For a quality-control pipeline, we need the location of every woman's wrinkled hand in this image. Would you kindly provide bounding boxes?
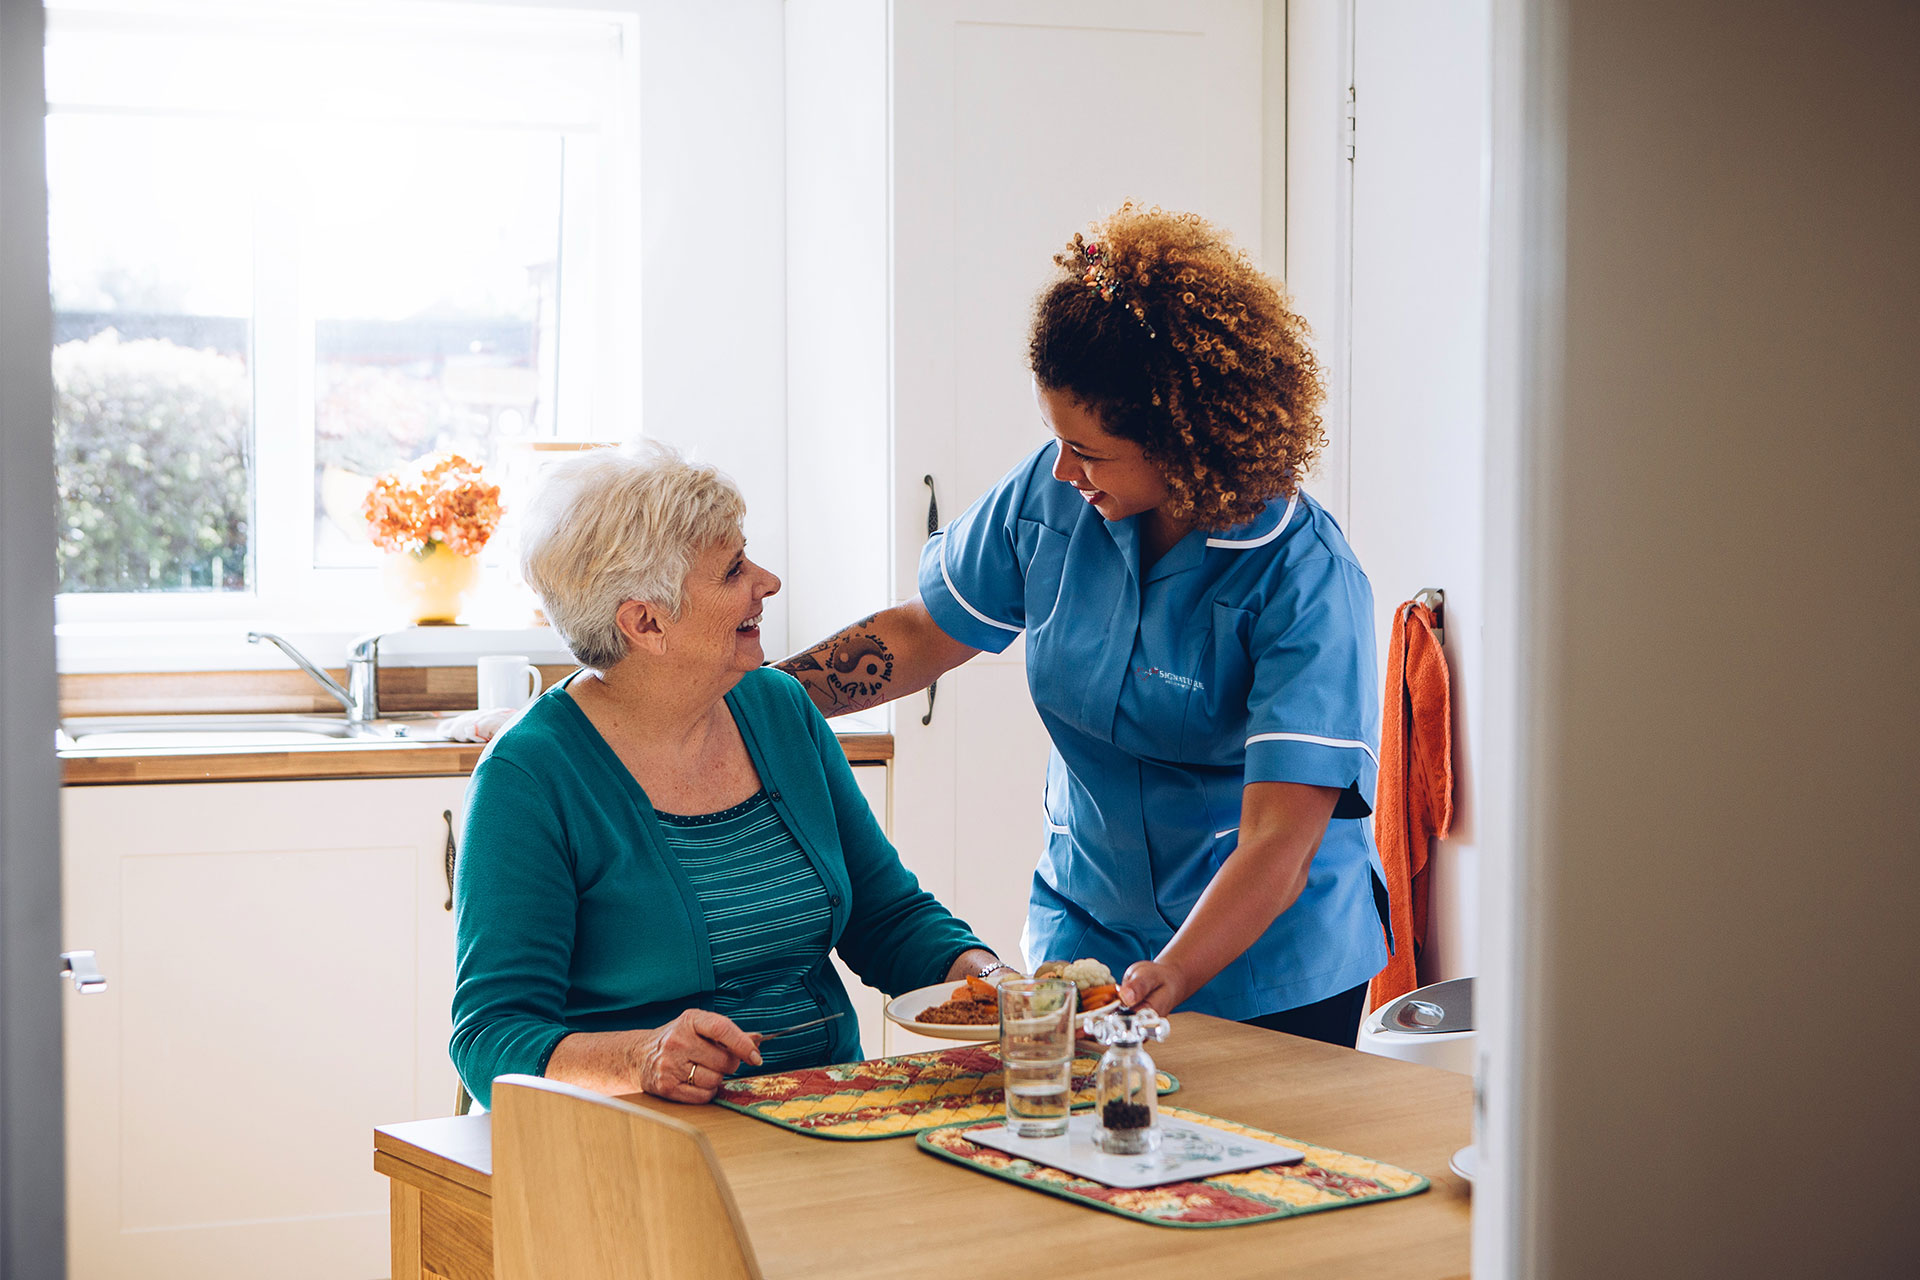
[637,1009,764,1103]
[1117,960,1193,1017]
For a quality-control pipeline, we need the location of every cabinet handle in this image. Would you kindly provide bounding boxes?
[442,809,457,912]
[60,949,107,994]
[923,475,939,726]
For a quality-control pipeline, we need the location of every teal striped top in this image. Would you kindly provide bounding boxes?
[655,789,834,1073]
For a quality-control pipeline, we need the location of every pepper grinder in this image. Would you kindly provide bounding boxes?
[1088,1007,1170,1155]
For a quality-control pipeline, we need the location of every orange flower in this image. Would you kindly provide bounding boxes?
[362,453,503,556]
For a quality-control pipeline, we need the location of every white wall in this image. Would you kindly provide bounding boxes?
[783,0,890,671]
[1344,0,1490,985]
[618,0,790,652]
[1289,0,1492,987]
[1284,0,1350,527]
[1485,0,1920,1273]
[1259,2,1288,283]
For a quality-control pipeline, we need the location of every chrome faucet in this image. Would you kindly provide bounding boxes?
[247,631,383,724]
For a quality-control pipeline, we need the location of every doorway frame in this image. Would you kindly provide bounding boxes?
[1475,0,1565,1275]
[1,0,67,1276]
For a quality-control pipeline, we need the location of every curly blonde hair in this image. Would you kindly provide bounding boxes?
[1028,203,1326,532]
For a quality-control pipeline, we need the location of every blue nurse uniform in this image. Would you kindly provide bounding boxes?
[918,444,1392,1021]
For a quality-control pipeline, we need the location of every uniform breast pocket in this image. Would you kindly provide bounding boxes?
[1018,521,1069,627]
[1179,602,1256,760]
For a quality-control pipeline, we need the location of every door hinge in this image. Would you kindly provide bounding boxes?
[1344,85,1357,161]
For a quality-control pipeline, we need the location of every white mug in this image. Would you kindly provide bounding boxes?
[476,655,542,711]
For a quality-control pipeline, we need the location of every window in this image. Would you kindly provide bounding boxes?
[46,0,639,636]
[49,110,256,595]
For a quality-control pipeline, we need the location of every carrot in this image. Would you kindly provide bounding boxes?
[965,974,999,1002]
[1081,983,1119,1009]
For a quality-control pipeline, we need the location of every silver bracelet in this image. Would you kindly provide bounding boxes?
[978,961,1014,979]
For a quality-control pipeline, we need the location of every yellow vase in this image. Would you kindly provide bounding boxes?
[385,543,481,625]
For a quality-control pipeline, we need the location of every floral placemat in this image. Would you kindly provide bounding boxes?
[713,1043,1177,1140]
[916,1105,1430,1227]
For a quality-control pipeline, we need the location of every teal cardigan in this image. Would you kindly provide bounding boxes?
[450,667,984,1108]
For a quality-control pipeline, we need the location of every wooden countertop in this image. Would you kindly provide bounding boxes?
[376,1012,1473,1280]
[61,732,894,785]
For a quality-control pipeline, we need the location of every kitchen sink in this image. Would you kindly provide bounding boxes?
[58,714,438,751]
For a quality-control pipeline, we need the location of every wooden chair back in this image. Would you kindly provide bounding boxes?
[490,1074,763,1280]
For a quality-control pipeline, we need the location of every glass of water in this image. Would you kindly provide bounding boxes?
[998,977,1077,1138]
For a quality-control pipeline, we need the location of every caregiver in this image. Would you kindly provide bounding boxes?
[778,203,1390,1046]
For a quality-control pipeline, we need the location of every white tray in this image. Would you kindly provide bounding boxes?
[958,1111,1303,1189]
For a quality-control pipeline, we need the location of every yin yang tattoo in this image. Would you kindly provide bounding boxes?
[778,615,896,708]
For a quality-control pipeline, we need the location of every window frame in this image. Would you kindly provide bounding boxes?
[46,0,643,669]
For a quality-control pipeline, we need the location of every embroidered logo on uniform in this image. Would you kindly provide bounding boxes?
[1135,665,1205,693]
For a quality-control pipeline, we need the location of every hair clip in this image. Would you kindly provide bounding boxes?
[1069,235,1152,334]
[1081,241,1118,301]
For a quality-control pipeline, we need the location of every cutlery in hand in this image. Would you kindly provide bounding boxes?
[754,1011,845,1042]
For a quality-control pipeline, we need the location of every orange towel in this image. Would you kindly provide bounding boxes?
[1367,600,1454,1011]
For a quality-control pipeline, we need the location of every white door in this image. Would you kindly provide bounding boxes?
[889,0,1270,968]
[62,777,467,1280]
[1344,0,1491,984]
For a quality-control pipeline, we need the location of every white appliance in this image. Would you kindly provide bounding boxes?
[1359,976,1478,1183]
[1358,976,1476,1076]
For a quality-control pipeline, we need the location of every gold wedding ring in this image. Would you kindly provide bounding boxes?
[685,1062,699,1086]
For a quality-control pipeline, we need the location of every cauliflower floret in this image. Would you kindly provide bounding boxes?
[1061,958,1114,991]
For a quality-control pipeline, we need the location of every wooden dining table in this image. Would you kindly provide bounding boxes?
[375,1012,1471,1279]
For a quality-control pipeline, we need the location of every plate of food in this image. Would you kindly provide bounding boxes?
[884,960,1123,1041]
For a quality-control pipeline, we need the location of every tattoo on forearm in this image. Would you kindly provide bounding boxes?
[824,633,894,703]
[778,617,895,708]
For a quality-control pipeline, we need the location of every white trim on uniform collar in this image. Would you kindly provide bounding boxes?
[1245,729,1380,765]
[1205,492,1300,550]
[940,538,1022,632]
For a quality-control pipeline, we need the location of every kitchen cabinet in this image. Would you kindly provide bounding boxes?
[62,777,467,1280]
[61,761,895,1280]
[794,0,1270,1042]
[813,1,1269,974]
[788,1,1271,992]
[835,762,894,1057]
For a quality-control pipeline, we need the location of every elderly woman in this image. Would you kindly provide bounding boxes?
[451,443,1002,1110]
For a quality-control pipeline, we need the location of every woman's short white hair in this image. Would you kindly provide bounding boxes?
[519,441,747,668]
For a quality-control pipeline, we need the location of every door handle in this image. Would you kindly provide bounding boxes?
[443,809,457,911]
[60,950,107,994]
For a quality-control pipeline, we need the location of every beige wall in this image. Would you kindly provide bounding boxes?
[1516,0,1919,1273]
